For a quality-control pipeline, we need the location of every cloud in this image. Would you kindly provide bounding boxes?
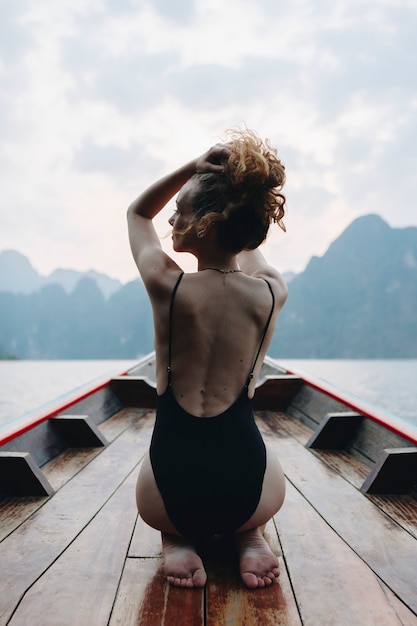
[145,0,196,23]
[1,0,417,280]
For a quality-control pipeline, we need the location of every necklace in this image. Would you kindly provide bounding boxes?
[200,267,242,274]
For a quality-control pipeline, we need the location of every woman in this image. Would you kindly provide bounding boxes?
[127,129,287,590]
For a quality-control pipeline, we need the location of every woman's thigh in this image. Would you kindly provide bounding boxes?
[136,451,180,535]
[236,445,286,533]
[137,445,285,537]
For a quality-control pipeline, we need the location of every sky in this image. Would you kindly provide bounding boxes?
[1,0,417,283]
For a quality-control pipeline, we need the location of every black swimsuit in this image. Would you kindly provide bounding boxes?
[149,272,275,539]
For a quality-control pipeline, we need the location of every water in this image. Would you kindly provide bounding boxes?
[0,358,416,430]
[279,359,417,429]
[0,360,137,429]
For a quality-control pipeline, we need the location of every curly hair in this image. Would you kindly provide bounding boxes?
[190,129,286,253]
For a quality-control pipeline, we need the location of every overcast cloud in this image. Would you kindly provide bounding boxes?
[1,0,416,281]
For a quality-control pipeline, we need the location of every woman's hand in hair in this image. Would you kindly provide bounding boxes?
[196,143,231,174]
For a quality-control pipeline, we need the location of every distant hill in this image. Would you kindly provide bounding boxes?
[0,277,153,359]
[271,214,417,357]
[282,271,297,284]
[1,215,417,358]
[0,250,122,298]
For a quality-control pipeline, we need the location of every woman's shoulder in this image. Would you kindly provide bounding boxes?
[248,268,288,309]
[136,248,183,298]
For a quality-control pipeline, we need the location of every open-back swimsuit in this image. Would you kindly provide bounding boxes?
[149,272,275,540]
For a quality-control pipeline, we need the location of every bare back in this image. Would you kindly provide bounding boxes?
[151,270,278,418]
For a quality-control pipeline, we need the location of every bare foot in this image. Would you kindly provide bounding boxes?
[235,527,280,589]
[162,533,207,588]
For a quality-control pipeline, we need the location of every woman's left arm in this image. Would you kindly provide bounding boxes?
[127,160,197,282]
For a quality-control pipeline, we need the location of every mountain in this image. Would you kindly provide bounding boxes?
[0,250,43,294]
[282,271,297,284]
[271,214,417,357]
[0,277,153,359]
[1,214,417,358]
[0,250,122,298]
[48,268,122,299]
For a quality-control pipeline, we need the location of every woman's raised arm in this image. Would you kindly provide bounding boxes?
[127,144,230,282]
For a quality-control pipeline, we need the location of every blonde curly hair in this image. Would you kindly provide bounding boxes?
[190,129,286,253]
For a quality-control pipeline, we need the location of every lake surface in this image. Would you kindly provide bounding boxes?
[280,359,417,428]
[0,358,416,430]
[0,360,137,429]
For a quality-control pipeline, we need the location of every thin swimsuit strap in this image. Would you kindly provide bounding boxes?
[166,272,275,386]
[246,279,275,387]
[167,272,184,385]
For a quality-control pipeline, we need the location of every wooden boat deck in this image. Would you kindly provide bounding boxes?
[1,400,417,626]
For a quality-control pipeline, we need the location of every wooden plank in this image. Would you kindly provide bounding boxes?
[275,481,406,626]
[367,494,417,540]
[281,412,417,538]
[0,452,54,497]
[0,388,126,469]
[99,408,148,442]
[286,384,348,429]
[0,419,68,469]
[361,448,417,494]
[43,410,149,494]
[113,508,204,625]
[380,582,417,626]
[0,496,47,542]
[286,385,416,466]
[347,418,415,467]
[110,377,157,408]
[8,469,138,626]
[0,412,155,625]
[265,410,313,446]
[60,385,125,426]
[0,410,141,539]
[50,415,108,447]
[110,558,205,626]
[311,449,369,489]
[253,376,303,411]
[42,447,103,492]
[129,511,163,558]
[128,495,300,624]
[284,367,417,446]
[306,411,363,449]
[129,514,301,624]
[206,556,299,626]
[205,520,301,626]
[258,412,417,615]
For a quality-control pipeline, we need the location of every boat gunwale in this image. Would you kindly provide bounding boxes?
[0,366,130,446]
[281,361,417,445]
[1,353,416,447]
